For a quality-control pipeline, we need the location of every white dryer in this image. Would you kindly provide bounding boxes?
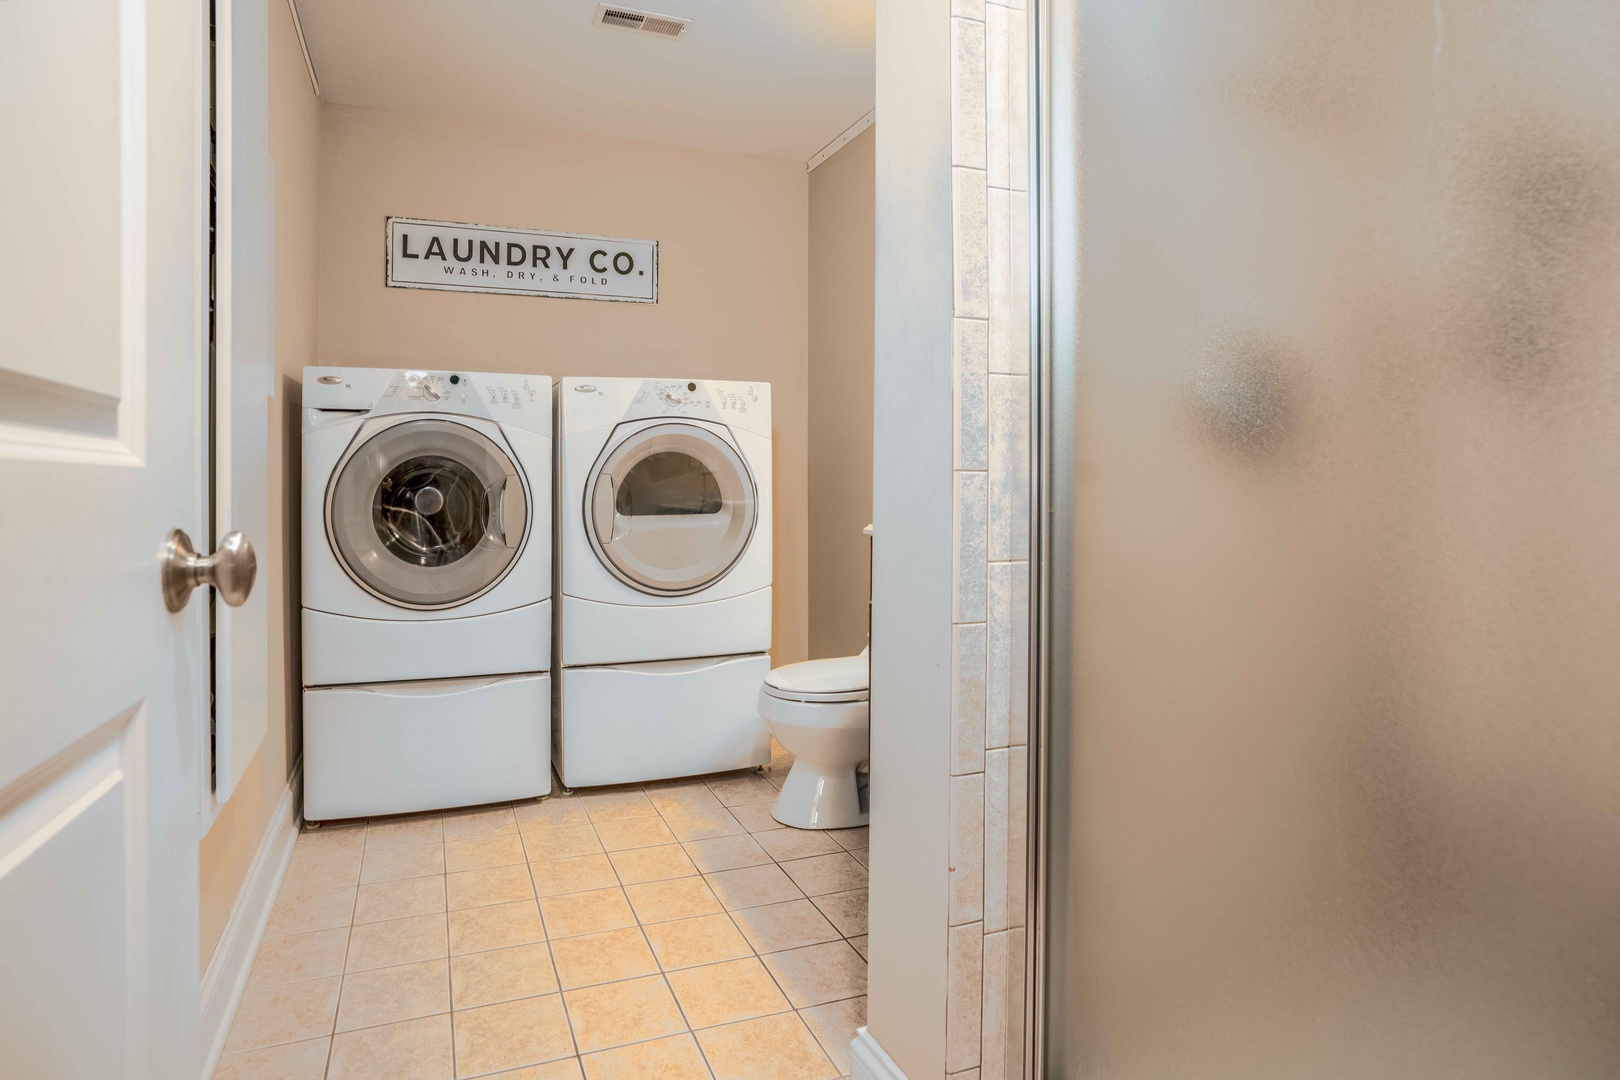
[556,376,773,787]
[302,367,552,821]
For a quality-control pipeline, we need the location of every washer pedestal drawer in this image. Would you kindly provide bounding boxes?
[302,600,550,687]
[304,672,550,821]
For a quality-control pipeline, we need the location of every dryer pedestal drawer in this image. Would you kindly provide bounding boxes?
[559,588,770,668]
[557,653,771,788]
[304,672,550,821]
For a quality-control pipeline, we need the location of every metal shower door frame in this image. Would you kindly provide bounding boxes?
[1026,0,1057,1072]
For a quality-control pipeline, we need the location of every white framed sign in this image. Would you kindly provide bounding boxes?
[385,216,658,303]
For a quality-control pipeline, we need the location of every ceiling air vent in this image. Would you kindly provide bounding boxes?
[593,3,691,39]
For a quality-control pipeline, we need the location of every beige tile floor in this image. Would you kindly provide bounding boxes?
[214,741,869,1080]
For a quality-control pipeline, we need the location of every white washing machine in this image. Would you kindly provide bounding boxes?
[301,367,552,820]
[555,376,773,787]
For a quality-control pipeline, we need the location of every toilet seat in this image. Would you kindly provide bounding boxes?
[763,655,868,703]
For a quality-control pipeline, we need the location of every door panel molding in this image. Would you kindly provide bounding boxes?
[0,0,149,467]
[0,706,147,1078]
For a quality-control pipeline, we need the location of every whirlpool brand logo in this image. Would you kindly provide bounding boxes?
[385,217,658,304]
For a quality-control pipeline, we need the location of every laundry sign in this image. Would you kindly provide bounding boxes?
[385,217,658,303]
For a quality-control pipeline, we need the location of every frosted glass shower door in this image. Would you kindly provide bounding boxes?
[1040,2,1620,1076]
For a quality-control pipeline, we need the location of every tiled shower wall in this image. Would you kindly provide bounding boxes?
[947,0,1031,1077]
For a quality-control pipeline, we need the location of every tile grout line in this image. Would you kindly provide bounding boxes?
[593,799,698,1071]
[319,831,361,1080]
[687,775,853,1075]
[646,781,774,1055]
[679,777,816,1080]
[660,775,822,1071]
[444,896,458,1078]
[328,827,362,1070]
[512,798,560,1052]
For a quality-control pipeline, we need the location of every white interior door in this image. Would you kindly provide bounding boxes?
[0,0,211,1076]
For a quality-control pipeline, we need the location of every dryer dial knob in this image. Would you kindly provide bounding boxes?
[422,379,444,402]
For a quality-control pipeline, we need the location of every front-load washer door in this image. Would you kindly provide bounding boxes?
[586,421,757,596]
[327,415,529,609]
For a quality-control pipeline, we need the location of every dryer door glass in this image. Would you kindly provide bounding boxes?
[587,422,756,595]
[328,417,529,609]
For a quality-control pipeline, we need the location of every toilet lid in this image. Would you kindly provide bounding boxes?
[763,655,869,703]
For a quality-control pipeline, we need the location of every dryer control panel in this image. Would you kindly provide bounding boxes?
[632,379,717,416]
[556,376,770,440]
[623,380,764,424]
[711,385,761,416]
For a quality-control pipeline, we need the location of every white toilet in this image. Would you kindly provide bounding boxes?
[757,651,869,829]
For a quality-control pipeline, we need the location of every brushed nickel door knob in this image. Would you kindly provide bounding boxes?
[162,528,257,612]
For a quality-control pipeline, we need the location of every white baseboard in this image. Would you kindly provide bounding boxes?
[199,760,303,1080]
[850,1026,910,1080]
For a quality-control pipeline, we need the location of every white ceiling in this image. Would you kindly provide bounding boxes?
[295,0,875,161]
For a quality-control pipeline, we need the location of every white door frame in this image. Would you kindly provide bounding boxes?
[207,0,273,819]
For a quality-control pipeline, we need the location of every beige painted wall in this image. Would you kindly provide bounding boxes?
[808,126,876,659]
[199,0,322,967]
[314,104,810,667]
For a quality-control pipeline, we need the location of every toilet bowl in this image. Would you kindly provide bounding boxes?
[757,653,869,829]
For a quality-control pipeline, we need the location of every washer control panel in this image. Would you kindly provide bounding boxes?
[303,367,553,436]
[375,370,540,413]
[478,375,542,413]
[379,372,456,404]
